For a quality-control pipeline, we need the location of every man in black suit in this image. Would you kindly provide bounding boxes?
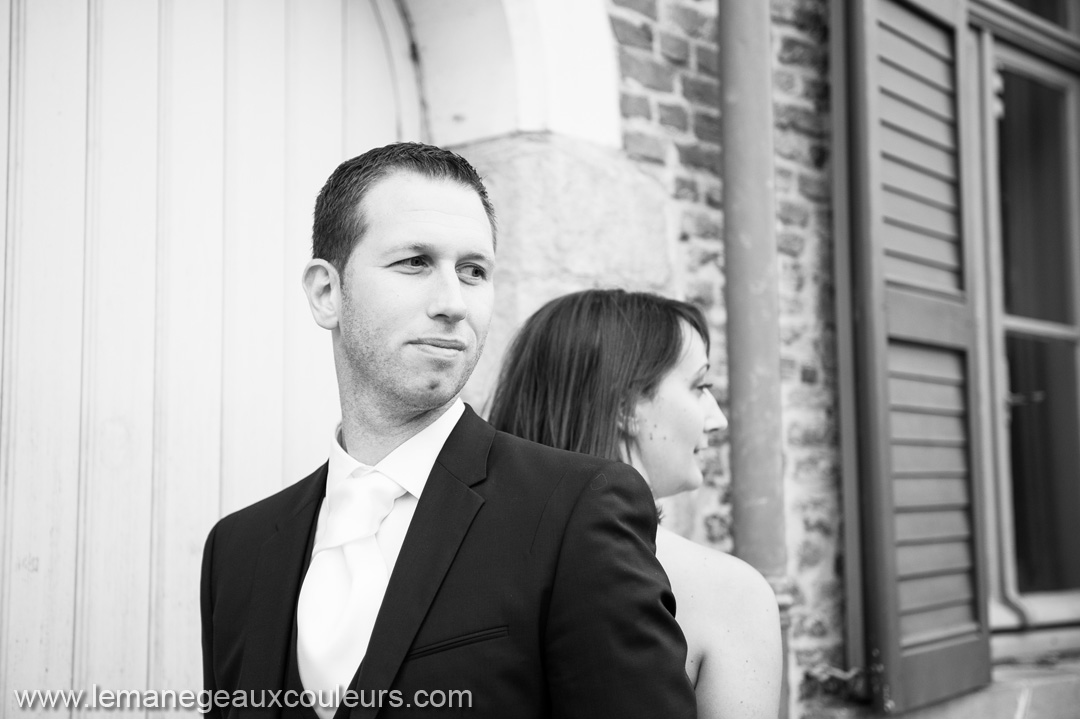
[200,143,696,718]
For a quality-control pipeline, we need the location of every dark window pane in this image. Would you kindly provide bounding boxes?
[998,72,1071,323]
[1006,334,1080,592]
[1005,0,1068,26]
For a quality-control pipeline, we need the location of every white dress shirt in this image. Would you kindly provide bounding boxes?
[314,398,465,576]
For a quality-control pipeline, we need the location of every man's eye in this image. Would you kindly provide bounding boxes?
[697,383,714,393]
[401,256,428,268]
[460,265,488,280]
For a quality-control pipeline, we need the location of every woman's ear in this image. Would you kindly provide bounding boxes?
[302,259,340,330]
[616,401,640,437]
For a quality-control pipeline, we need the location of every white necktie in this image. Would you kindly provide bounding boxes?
[297,468,407,719]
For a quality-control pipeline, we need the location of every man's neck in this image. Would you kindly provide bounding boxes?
[338,398,457,466]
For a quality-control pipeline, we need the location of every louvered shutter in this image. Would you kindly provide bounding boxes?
[846,0,992,712]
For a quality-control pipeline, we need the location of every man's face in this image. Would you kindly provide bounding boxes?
[335,171,495,415]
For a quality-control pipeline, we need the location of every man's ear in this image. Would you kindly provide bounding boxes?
[302,259,340,330]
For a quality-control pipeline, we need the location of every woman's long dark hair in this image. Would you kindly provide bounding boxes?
[488,289,710,462]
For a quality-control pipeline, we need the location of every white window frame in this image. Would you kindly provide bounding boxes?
[971,10,1080,657]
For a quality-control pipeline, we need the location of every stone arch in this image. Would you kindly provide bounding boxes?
[401,0,622,148]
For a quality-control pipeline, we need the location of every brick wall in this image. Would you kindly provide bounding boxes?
[606,0,732,551]
[770,0,856,716]
[608,0,857,717]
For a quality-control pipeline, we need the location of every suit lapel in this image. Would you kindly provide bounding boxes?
[352,407,494,719]
[238,464,326,713]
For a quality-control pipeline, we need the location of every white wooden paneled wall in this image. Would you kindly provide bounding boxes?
[0,0,421,713]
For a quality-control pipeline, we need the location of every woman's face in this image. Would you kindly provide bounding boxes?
[626,322,726,499]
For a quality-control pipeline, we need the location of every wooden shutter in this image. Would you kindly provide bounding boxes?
[846,0,992,712]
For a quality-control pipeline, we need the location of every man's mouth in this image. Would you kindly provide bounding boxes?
[412,338,467,351]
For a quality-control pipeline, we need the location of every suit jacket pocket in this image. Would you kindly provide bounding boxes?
[404,625,509,662]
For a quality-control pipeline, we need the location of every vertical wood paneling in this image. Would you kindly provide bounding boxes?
[72,0,159,703]
[0,0,14,706]
[1,0,423,704]
[0,0,13,700]
[282,0,345,483]
[149,0,226,700]
[1,0,88,708]
[344,0,403,154]
[0,0,9,365]
[221,0,288,511]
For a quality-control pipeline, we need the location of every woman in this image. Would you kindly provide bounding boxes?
[489,289,782,719]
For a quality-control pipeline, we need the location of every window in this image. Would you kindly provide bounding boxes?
[835,0,1080,712]
[983,42,1080,632]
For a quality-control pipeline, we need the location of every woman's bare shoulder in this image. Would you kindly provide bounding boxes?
[656,527,778,615]
[656,527,783,719]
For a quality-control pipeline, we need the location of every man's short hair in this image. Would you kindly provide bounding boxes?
[312,142,497,273]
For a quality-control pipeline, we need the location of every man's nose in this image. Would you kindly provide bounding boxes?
[428,267,468,323]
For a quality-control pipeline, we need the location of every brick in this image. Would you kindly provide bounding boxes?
[778,36,827,73]
[687,239,721,266]
[775,103,826,137]
[801,77,829,104]
[682,75,720,108]
[612,0,658,21]
[620,92,651,120]
[776,166,796,193]
[704,512,732,545]
[659,32,690,64]
[681,208,722,239]
[695,44,719,78]
[674,176,699,201]
[798,173,829,201]
[779,199,810,227]
[659,103,689,131]
[619,47,676,92]
[704,181,721,209]
[778,231,806,257]
[790,420,834,448]
[780,256,806,291]
[796,539,827,571]
[780,294,805,314]
[692,111,720,143]
[780,356,799,379]
[774,69,799,95]
[792,614,829,639]
[686,276,718,306]
[623,130,667,163]
[676,142,721,173]
[668,4,717,41]
[772,0,828,43]
[611,16,654,51]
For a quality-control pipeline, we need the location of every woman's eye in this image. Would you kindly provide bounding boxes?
[697,383,713,393]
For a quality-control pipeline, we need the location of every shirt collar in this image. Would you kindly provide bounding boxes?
[327,398,465,499]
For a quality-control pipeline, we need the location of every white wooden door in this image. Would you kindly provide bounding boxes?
[0,0,422,712]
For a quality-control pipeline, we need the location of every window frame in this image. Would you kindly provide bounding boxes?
[978,35,1080,638]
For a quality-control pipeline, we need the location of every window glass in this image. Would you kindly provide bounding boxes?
[1006,334,1080,592]
[998,71,1071,323]
[1005,0,1068,27]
